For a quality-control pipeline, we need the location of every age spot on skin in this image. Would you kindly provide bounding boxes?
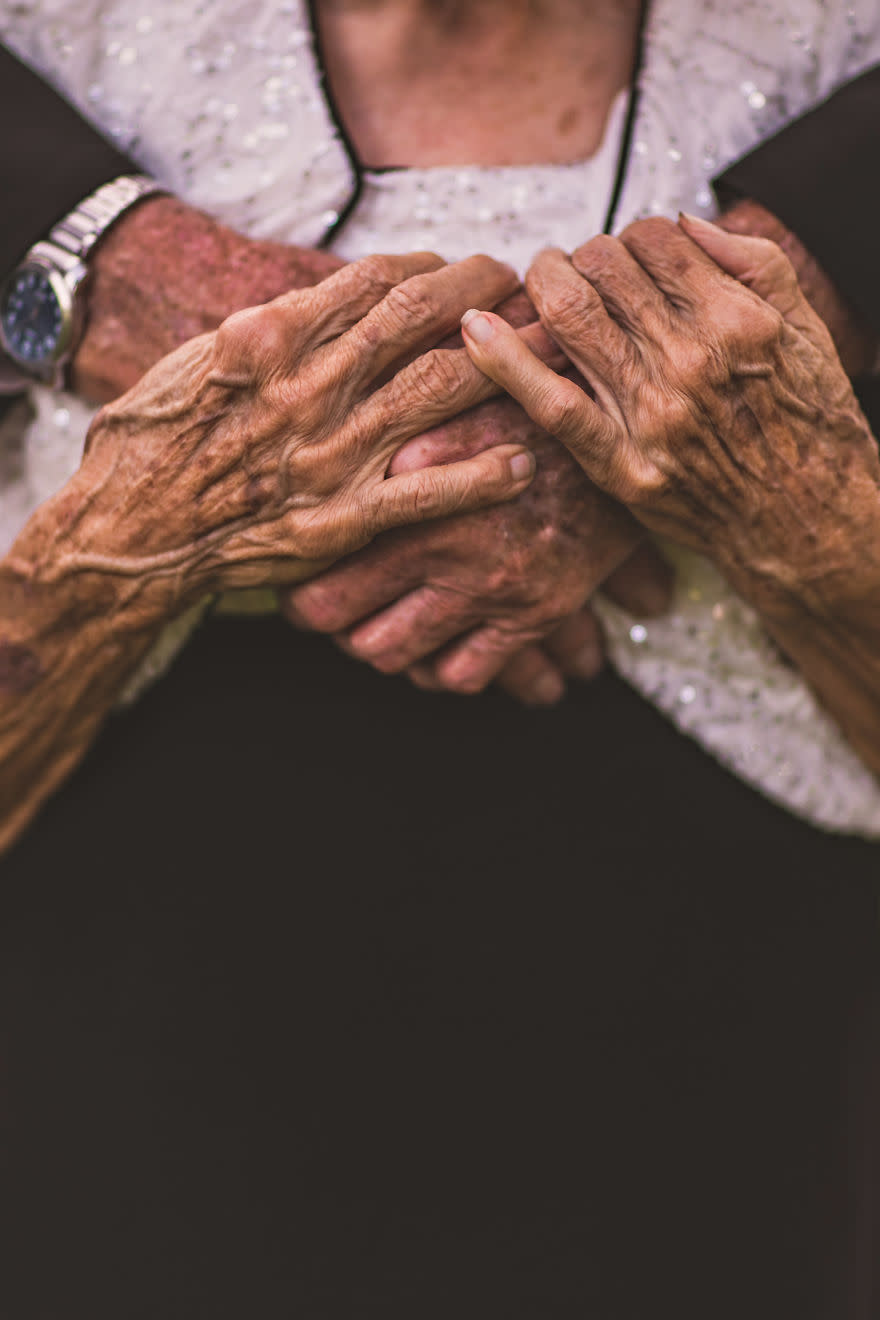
[0,641,42,693]
[556,106,579,136]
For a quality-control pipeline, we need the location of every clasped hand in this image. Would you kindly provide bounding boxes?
[282,293,673,706]
[461,216,880,623]
[70,253,538,605]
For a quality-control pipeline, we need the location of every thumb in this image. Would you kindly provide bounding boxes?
[678,211,807,322]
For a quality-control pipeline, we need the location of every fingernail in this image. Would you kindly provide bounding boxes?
[532,672,565,704]
[509,450,535,482]
[571,643,602,678]
[679,211,718,229]
[461,309,494,343]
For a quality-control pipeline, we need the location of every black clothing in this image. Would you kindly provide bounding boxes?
[0,44,134,271]
[715,64,880,338]
[2,617,879,1320]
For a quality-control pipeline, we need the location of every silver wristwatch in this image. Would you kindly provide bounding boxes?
[0,174,165,388]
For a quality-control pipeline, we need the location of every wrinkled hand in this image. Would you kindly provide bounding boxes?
[282,393,672,703]
[67,254,537,605]
[461,216,880,618]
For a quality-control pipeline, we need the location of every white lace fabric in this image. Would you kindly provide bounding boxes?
[2,0,880,836]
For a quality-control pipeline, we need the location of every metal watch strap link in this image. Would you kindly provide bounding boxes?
[29,174,166,275]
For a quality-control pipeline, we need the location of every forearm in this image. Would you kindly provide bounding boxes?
[727,529,880,779]
[71,194,546,402]
[71,195,345,400]
[758,608,880,778]
[0,477,175,852]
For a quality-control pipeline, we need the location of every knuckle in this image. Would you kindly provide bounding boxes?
[214,306,260,369]
[445,672,489,695]
[410,474,447,518]
[540,382,584,437]
[348,254,398,305]
[381,473,447,526]
[497,546,540,599]
[458,252,514,287]
[289,504,359,562]
[406,349,468,407]
[353,252,397,286]
[670,339,715,388]
[542,284,593,335]
[752,235,796,284]
[346,632,385,665]
[649,387,693,437]
[606,450,664,507]
[464,252,505,274]
[287,584,345,632]
[380,276,437,331]
[620,215,677,251]
[287,519,325,563]
[489,555,520,592]
[571,233,621,278]
[371,648,411,675]
[215,304,289,378]
[723,297,785,353]
[753,301,786,346]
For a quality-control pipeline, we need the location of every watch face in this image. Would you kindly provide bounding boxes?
[0,265,65,366]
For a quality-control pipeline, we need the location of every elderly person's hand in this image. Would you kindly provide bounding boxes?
[0,252,539,850]
[77,253,535,596]
[461,217,880,774]
[282,395,672,703]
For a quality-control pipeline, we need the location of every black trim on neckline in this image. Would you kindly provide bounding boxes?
[602,0,650,236]
[307,0,650,248]
[305,0,363,248]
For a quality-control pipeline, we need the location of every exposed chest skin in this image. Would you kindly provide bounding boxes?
[314,0,642,167]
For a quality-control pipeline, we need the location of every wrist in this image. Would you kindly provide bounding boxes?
[7,471,185,633]
[71,195,345,401]
[723,510,880,639]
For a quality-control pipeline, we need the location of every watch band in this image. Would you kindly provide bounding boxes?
[36,173,166,271]
[0,173,166,388]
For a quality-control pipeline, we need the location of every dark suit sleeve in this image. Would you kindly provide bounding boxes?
[0,42,137,274]
[714,65,880,336]
[0,42,141,406]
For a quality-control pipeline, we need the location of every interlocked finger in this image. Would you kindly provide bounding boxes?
[344,585,477,673]
[541,607,605,679]
[494,645,567,705]
[210,256,440,387]
[280,541,423,633]
[364,443,536,538]
[345,346,500,466]
[461,309,632,498]
[298,251,447,349]
[525,247,633,390]
[430,622,545,695]
[326,254,520,404]
[598,541,674,616]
